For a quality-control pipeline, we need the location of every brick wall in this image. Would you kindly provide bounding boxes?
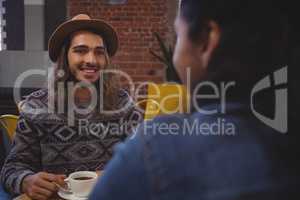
[68,0,178,85]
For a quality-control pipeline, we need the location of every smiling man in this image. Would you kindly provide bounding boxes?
[0,14,142,200]
[68,30,107,83]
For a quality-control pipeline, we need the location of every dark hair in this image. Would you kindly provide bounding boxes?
[179,0,290,85]
[180,0,299,129]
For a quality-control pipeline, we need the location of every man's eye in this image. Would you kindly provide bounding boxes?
[95,49,105,56]
[74,49,87,54]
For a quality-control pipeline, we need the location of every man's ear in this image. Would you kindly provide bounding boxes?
[200,21,221,68]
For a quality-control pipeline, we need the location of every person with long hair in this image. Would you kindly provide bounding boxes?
[1,14,142,200]
[89,0,299,199]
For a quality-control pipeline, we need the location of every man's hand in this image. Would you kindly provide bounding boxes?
[96,170,103,176]
[22,172,66,200]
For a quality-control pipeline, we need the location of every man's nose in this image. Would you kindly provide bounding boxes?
[84,51,97,65]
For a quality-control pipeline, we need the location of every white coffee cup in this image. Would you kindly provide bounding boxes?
[65,171,98,198]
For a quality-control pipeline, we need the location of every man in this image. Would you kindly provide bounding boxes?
[89,0,300,199]
[1,14,141,199]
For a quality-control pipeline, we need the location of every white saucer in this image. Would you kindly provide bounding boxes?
[57,190,88,200]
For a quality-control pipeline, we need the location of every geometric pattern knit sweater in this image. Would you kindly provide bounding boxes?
[0,88,143,196]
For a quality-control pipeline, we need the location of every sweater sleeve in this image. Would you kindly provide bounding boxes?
[117,89,144,138]
[0,115,42,196]
[122,105,144,138]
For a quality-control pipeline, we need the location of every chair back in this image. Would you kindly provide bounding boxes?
[0,114,19,140]
[141,83,190,120]
[136,98,160,120]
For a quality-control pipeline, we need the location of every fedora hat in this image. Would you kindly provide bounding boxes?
[48,14,119,62]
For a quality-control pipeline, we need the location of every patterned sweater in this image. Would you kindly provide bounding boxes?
[0,89,142,196]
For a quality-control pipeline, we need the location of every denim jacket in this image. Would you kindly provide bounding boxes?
[89,102,300,200]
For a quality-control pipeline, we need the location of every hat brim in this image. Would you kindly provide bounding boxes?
[48,19,118,62]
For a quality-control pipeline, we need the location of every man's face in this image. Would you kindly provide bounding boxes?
[68,30,107,83]
[173,17,207,88]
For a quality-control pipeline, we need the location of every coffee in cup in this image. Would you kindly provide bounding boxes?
[65,171,98,198]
